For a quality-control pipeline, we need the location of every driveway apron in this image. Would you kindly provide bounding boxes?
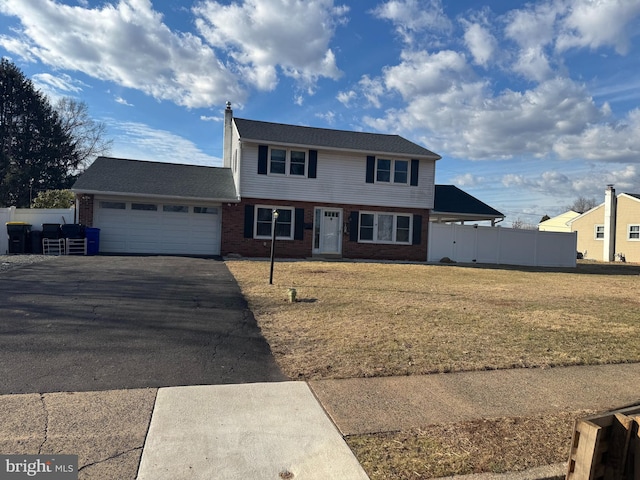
[0,256,286,394]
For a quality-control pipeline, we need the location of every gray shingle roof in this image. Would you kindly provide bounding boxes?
[234,118,441,159]
[72,157,237,201]
[434,185,504,218]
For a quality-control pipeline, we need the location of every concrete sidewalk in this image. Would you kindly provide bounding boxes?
[308,362,640,436]
[1,363,639,479]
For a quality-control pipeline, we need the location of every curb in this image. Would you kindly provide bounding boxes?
[434,463,565,480]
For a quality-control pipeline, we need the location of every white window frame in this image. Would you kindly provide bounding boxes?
[375,158,409,185]
[268,147,308,177]
[254,205,295,240]
[628,224,640,241]
[595,224,604,240]
[358,211,413,244]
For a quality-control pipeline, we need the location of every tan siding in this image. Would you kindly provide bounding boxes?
[614,196,640,262]
[570,196,640,263]
[571,205,604,260]
[238,143,435,209]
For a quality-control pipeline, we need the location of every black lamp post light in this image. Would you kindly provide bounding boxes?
[269,209,279,285]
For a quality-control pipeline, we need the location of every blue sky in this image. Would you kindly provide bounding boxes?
[1,0,640,226]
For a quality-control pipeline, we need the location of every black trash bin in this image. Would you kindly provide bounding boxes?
[61,224,85,239]
[30,230,43,254]
[42,223,62,239]
[6,222,32,254]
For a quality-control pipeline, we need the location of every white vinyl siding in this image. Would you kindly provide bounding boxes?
[239,144,436,209]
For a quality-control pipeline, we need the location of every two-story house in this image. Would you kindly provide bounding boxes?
[73,103,443,261]
[220,103,440,261]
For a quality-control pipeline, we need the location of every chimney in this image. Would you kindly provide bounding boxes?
[223,101,233,167]
[603,184,616,262]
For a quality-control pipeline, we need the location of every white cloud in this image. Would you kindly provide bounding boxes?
[556,0,640,54]
[553,108,640,163]
[336,89,356,106]
[315,110,336,124]
[31,73,85,102]
[109,120,222,166]
[452,173,485,187]
[504,2,558,49]
[200,115,222,122]
[371,0,453,44]
[193,0,347,91]
[115,96,133,107]
[462,22,497,67]
[383,50,471,98]
[0,0,245,108]
[359,75,385,108]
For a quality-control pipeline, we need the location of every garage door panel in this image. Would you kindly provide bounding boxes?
[94,200,221,255]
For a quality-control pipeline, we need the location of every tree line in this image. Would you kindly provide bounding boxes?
[0,59,111,208]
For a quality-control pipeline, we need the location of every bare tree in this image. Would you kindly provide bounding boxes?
[55,98,112,169]
[566,196,598,214]
[511,217,536,230]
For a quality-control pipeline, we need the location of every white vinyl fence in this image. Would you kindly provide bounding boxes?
[1,207,76,254]
[428,223,577,268]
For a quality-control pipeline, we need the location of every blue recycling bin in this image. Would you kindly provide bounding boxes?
[85,227,100,255]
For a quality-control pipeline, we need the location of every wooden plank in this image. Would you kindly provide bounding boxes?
[567,419,604,480]
[603,413,633,480]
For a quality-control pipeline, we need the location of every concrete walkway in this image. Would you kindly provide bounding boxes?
[2,363,639,479]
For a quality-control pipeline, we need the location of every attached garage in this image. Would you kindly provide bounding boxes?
[73,157,238,256]
[94,198,221,255]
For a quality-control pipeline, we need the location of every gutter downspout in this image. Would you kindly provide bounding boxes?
[603,184,616,262]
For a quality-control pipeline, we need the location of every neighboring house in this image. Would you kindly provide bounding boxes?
[431,185,504,226]
[73,103,501,261]
[538,210,580,232]
[568,185,640,262]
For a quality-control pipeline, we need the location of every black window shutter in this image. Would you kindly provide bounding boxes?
[244,205,255,238]
[410,159,419,186]
[294,208,304,240]
[412,214,422,245]
[258,145,268,175]
[349,211,359,242]
[366,156,375,183]
[308,150,318,178]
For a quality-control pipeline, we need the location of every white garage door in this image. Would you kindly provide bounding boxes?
[94,199,221,255]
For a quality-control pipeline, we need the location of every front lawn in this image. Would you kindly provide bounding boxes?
[226,259,640,478]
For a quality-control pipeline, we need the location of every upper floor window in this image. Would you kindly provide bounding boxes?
[629,225,640,240]
[595,225,604,239]
[376,158,409,184]
[269,148,307,177]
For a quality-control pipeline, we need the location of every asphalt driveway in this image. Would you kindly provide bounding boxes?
[0,256,286,394]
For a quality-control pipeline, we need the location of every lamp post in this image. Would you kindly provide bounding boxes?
[269,209,279,285]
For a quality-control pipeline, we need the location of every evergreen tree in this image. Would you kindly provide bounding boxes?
[0,59,79,207]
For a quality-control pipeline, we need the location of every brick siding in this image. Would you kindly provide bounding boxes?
[77,194,94,226]
[222,198,429,261]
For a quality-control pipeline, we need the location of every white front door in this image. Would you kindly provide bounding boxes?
[314,208,342,255]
